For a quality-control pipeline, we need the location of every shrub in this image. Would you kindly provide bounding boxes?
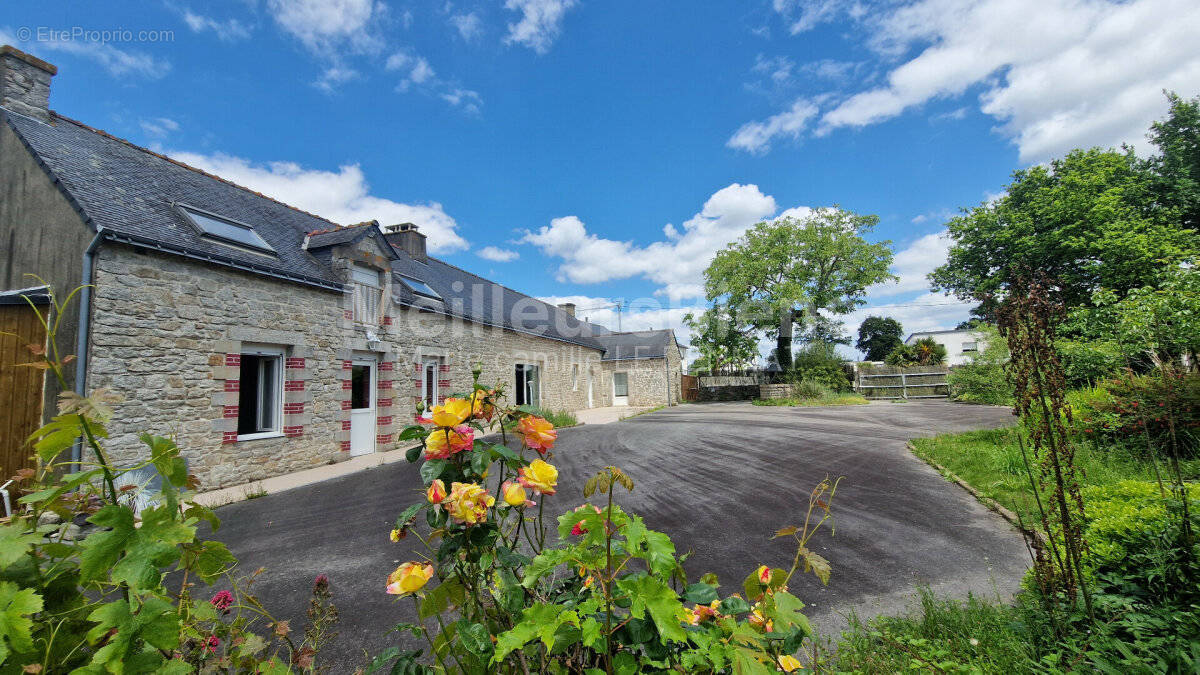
[1057,339,1124,389]
[884,337,947,367]
[371,375,841,673]
[1070,481,1200,671]
[1071,370,1200,458]
[524,405,579,428]
[947,325,1011,405]
[786,342,851,391]
[792,380,830,399]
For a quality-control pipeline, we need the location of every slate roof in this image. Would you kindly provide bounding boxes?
[593,330,678,361]
[3,110,343,289]
[4,106,677,359]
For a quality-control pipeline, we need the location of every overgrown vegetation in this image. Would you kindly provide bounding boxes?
[836,95,1200,675]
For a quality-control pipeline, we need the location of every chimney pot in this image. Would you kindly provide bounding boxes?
[382,222,427,262]
[557,302,576,317]
[1,46,56,122]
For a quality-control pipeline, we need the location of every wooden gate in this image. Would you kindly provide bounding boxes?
[680,374,699,402]
[0,301,48,478]
[857,367,950,399]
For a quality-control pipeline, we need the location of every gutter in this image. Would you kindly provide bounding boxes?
[71,230,104,464]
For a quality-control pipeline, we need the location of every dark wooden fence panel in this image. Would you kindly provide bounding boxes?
[680,374,699,402]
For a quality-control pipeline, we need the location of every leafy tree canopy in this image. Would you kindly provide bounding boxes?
[855,316,904,361]
[930,147,1199,317]
[705,208,895,370]
[1147,92,1200,233]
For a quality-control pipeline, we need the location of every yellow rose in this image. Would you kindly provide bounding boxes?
[389,528,405,542]
[501,480,527,507]
[386,561,434,596]
[445,482,495,525]
[431,398,472,427]
[517,459,558,495]
[778,655,802,672]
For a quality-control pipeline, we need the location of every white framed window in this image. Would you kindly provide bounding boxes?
[572,364,579,391]
[421,356,442,409]
[352,265,383,325]
[962,341,978,352]
[238,344,284,440]
[515,364,540,406]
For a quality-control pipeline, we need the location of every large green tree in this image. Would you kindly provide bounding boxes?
[704,209,895,370]
[855,316,903,361]
[930,147,1198,317]
[1147,92,1200,232]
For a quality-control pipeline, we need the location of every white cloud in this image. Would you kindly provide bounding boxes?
[752,55,796,84]
[521,183,780,301]
[727,98,819,154]
[867,230,952,298]
[812,0,1200,161]
[772,0,863,34]
[267,0,381,54]
[477,246,519,262]
[503,0,578,54]
[409,57,435,84]
[441,88,482,114]
[139,117,179,138]
[313,65,359,92]
[182,11,252,41]
[450,12,483,41]
[167,151,469,253]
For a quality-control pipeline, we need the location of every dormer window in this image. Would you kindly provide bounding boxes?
[352,265,383,325]
[177,204,274,253]
[398,275,441,300]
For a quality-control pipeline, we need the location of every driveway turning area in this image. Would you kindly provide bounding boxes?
[212,401,1027,668]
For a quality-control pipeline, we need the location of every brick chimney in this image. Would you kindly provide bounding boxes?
[1,46,56,122]
[557,302,576,317]
[383,223,426,262]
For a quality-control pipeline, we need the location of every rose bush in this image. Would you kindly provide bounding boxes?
[369,366,841,674]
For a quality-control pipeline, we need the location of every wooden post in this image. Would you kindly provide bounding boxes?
[901,372,908,400]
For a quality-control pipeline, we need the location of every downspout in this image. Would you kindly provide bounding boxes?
[71,230,104,464]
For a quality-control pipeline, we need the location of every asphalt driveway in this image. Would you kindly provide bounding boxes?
[210,401,1027,670]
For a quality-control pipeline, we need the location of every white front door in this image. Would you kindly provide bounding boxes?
[349,359,376,456]
[587,368,594,408]
[612,371,629,406]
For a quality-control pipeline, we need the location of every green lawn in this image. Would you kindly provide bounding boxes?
[910,427,1200,523]
[752,393,870,407]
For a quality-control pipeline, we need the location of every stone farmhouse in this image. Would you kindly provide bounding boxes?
[0,46,684,489]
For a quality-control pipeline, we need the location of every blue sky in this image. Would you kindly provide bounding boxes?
[5,0,1198,357]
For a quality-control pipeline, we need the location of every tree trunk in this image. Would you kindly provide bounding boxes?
[777,307,794,371]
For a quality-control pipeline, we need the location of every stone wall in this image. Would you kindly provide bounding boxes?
[382,305,611,417]
[87,244,373,489]
[85,240,623,489]
[601,338,683,408]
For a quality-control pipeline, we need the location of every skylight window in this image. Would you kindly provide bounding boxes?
[178,205,274,253]
[398,275,441,300]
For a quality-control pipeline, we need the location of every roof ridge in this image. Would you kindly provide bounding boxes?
[308,220,379,237]
[422,255,616,333]
[48,112,343,231]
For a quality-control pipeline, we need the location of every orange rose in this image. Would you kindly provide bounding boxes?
[517,416,557,454]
